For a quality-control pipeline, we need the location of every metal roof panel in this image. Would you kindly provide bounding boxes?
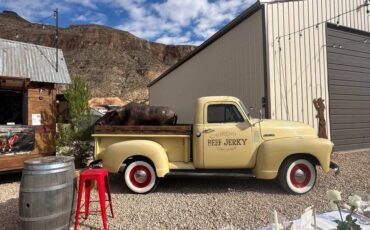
[0,38,71,84]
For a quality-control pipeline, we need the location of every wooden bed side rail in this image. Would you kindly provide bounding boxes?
[94,125,193,135]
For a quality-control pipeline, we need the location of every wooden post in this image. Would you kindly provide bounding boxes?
[54,8,59,72]
[313,98,328,139]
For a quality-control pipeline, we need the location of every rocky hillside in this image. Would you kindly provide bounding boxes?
[0,11,195,102]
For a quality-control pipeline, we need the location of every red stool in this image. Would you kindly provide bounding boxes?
[74,168,114,230]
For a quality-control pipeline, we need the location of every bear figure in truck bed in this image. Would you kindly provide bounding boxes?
[95,102,178,126]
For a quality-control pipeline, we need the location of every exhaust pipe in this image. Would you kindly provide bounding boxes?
[330,161,340,175]
[88,159,103,168]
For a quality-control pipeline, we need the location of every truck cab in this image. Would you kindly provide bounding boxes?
[192,96,258,169]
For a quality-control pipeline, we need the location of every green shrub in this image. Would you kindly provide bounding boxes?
[56,76,93,168]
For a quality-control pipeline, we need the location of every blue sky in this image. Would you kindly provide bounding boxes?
[0,0,255,45]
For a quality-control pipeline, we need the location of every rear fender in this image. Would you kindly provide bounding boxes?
[98,140,169,177]
[254,137,334,179]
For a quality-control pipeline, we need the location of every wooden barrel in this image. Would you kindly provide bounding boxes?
[19,156,76,230]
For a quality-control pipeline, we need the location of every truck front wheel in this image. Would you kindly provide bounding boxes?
[278,158,316,194]
[124,160,158,194]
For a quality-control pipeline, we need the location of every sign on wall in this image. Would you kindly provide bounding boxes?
[0,126,35,155]
[32,114,42,126]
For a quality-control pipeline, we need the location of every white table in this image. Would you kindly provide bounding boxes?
[259,211,370,230]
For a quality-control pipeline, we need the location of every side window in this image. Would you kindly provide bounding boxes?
[207,104,244,123]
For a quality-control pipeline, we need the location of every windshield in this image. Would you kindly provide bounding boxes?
[238,100,250,119]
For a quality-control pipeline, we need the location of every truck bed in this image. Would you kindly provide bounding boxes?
[94,125,193,135]
[93,125,193,164]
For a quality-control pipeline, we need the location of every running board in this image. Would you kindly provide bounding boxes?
[168,169,256,178]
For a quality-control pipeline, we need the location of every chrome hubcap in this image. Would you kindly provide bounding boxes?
[134,170,148,183]
[294,169,306,183]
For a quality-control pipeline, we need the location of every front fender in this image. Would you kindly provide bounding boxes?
[98,140,169,177]
[254,137,334,179]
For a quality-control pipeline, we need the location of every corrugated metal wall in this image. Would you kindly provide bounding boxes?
[150,9,265,123]
[265,0,370,137]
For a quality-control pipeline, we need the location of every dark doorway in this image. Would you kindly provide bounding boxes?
[0,90,23,124]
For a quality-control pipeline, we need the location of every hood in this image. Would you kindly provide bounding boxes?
[252,119,317,140]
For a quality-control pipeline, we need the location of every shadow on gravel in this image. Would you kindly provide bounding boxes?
[108,173,285,195]
[0,171,22,184]
[0,198,20,229]
[75,220,104,230]
[156,176,285,195]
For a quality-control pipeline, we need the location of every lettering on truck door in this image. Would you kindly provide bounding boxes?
[203,103,253,168]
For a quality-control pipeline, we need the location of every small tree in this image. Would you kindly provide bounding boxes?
[57,76,93,167]
[66,76,92,139]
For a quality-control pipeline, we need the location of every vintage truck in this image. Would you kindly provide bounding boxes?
[93,96,339,194]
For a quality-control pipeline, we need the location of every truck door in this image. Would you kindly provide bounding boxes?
[202,103,253,169]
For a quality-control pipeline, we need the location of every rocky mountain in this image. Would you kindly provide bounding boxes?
[0,11,195,102]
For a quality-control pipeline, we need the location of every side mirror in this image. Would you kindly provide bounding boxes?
[248,107,254,120]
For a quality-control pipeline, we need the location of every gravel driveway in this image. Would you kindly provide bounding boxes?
[0,151,369,230]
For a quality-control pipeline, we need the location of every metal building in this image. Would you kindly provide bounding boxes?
[149,0,370,151]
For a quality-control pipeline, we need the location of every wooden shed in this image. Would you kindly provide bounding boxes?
[0,38,71,172]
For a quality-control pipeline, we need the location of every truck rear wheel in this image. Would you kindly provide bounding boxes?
[124,160,158,194]
[278,158,316,194]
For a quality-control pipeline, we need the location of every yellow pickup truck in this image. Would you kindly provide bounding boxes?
[93,96,339,194]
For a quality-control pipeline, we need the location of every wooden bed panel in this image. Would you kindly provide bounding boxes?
[94,125,193,135]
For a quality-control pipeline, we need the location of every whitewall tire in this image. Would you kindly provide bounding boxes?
[278,158,317,194]
[124,160,158,194]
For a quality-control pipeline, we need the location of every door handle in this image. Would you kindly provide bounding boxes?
[203,129,214,133]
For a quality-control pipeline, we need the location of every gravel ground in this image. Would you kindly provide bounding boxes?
[0,151,369,230]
